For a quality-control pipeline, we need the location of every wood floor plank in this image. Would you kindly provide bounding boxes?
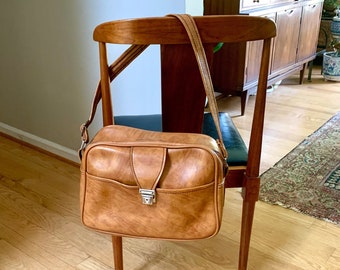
[54,221,114,268]
[325,248,340,269]
[76,256,114,270]
[0,239,48,270]
[0,223,74,269]
[121,237,238,270]
[0,137,80,224]
[0,183,89,267]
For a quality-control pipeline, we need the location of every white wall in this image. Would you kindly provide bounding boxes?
[185,0,203,15]
[0,0,185,161]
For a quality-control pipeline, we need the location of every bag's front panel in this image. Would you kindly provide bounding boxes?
[81,173,219,240]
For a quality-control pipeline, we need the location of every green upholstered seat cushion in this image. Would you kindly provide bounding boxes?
[202,113,248,166]
[114,112,248,166]
[115,114,163,132]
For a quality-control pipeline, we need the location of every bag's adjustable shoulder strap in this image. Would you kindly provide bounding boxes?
[168,14,227,159]
[79,44,148,158]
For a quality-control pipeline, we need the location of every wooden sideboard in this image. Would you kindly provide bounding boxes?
[204,0,324,114]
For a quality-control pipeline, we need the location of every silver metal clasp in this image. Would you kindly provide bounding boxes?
[139,189,156,205]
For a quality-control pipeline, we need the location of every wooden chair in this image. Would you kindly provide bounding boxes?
[89,15,276,269]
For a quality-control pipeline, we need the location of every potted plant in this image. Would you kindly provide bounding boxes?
[323,7,340,81]
[324,0,339,16]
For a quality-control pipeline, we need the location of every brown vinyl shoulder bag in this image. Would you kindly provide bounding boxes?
[79,14,228,240]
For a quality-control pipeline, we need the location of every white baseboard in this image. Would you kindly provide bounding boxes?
[0,122,79,163]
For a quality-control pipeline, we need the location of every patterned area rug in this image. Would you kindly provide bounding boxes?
[260,112,340,225]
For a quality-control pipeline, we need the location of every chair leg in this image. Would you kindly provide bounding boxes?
[238,198,257,270]
[238,177,260,270]
[112,236,123,270]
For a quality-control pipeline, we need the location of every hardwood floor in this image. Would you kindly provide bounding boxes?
[0,69,340,269]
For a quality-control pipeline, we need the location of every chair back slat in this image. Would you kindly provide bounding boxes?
[94,15,276,44]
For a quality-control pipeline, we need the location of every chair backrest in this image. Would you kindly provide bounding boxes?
[94,15,276,176]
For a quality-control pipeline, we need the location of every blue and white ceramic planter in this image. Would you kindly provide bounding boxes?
[323,52,340,81]
[323,11,340,82]
[331,15,340,37]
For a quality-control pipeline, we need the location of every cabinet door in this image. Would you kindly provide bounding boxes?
[271,7,302,74]
[245,40,264,84]
[296,2,323,61]
[245,13,275,84]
